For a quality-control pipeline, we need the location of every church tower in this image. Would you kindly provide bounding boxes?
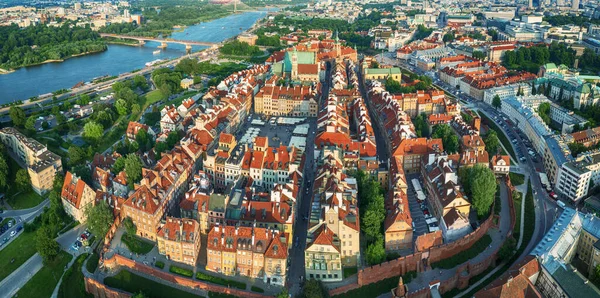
[335,31,341,57]
[291,47,298,80]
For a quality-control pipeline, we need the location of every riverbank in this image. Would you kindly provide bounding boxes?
[102,37,143,47]
[0,48,108,73]
[0,68,15,75]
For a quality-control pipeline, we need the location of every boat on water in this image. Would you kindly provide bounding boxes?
[152,50,161,55]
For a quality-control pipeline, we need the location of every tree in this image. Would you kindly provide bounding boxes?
[124,154,143,184]
[113,156,126,173]
[132,292,149,298]
[472,50,486,60]
[517,86,523,96]
[166,131,181,148]
[365,236,386,265]
[115,99,130,116]
[531,84,537,95]
[131,103,141,116]
[9,106,26,127]
[135,129,151,152]
[276,289,290,298]
[431,124,459,153]
[123,216,137,235]
[15,169,31,192]
[0,155,9,191]
[384,76,402,93]
[300,279,328,298]
[71,164,92,185]
[25,116,37,131]
[484,130,500,155]
[85,200,114,238]
[83,121,104,144]
[443,32,455,43]
[36,225,61,263]
[68,146,87,166]
[492,95,502,109]
[538,102,551,125]
[469,165,497,217]
[362,207,385,241]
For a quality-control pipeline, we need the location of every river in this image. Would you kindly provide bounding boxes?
[0,11,268,104]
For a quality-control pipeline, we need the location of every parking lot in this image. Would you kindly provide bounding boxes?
[406,174,430,240]
[0,217,22,248]
[236,114,314,149]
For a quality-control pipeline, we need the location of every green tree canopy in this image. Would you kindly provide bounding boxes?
[0,155,9,191]
[36,225,61,263]
[492,95,502,109]
[300,279,329,298]
[83,121,104,144]
[432,124,459,153]
[123,216,137,236]
[9,106,26,127]
[15,168,31,192]
[68,146,87,167]
[365,236,386,265]
[484,130,500,156]
[124,153,143,184]
[466,165,497,217]
[85,200,114,239]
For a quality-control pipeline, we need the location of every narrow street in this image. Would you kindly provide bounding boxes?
[287,61,331,297]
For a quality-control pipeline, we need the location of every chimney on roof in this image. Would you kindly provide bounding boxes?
[221,233,224,246]
[215,223,219,233]
[179,219,183,240]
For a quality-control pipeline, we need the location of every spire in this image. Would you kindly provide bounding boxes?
[335,31,339,43]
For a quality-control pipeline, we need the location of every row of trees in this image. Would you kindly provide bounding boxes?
[219,40,262,57]
[0,23,107,69]
[384,75,432,94]
[501,42,576,73]
[100,4,231,37]
[355,170,387,266]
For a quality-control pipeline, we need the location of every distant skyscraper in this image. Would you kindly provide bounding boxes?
[572,0,579,10]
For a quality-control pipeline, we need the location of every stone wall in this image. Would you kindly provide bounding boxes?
[329,212,496,296]
[99,254,270,298]
[85,277,131,298]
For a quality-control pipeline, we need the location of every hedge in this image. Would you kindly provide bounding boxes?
[155,261,165,269]
[169,265,193,278]
[251,286,264,293]
[195,272,246,290]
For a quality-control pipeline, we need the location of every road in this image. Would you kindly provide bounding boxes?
[0,47,220,123]
[0,199,50,248]
[287,62,330,297]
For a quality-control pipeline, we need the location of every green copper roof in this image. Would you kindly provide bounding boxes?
[284,51,316,72]
[544,63,558,70]
[365,68,401,75]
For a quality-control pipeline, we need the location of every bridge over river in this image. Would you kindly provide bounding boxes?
[100,33,222,52]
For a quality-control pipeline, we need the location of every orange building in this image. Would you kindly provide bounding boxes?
[157,217,201,266]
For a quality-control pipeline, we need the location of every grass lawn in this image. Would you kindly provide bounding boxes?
[58,253,92,298]
[0,230,38,281]
[343,267,358,278]
[15,250,73,298]
[121,232,155,254]
[431,234,493,269]
[479,113,517,160]
[512,190,523,240]
[86,252,100,274]
[509,172,525,186]
[105,270,204,298]
[145,90,166,106]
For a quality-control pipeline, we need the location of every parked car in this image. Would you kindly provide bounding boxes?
[71,243,79,251]
[10,230,16,237]
[16,226,22,232]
